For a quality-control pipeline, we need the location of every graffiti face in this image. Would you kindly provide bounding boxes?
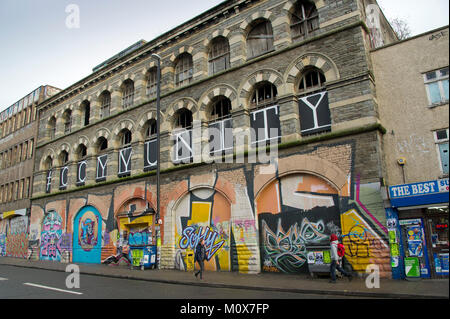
[40,211,62,261]
[78,212,98,251]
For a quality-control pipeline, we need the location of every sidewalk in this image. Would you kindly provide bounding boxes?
[0,256,448,299]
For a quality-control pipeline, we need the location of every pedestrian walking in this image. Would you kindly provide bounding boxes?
[194,239,206,280]
[329,234,353,283]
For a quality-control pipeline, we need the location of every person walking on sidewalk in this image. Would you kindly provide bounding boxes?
[329,234,353,283]
[194,239,206,280]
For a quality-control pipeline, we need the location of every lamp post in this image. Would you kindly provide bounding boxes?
[151,53,162,269]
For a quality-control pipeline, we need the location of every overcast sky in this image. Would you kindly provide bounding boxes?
[0,0,448,112]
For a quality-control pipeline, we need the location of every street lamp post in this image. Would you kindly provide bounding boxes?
[151,53,162,269]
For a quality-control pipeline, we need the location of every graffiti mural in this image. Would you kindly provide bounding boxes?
[257,174,341,274]
[174,188,231,271]
[40,211,62,261]
[4,216,29,258]
[73,206,103,264]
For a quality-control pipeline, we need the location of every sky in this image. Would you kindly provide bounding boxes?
[0,0,448,112]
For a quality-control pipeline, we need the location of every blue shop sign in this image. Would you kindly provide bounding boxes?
[389,179,449,207]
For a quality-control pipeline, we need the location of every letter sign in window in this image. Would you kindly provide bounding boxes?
[144,139,157,170]
[299,91,331,136]
[96,155,108,181]
[118,147,132,176]
[250,105,281,146]
[77,161,87,185]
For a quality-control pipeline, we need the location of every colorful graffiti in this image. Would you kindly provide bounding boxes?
[257,174,341,273]
[40,211,62,261]
[174,188,231,271]
[5,216,29,258]
[78,211,99,251]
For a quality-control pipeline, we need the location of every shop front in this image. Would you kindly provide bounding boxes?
[117,204,157,269]
[388,178,449,279]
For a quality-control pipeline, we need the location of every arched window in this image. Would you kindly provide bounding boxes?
[297,68,331,136]
[250,82,278,108]
[121,129,132,146]
[146,68,158,97]
[100,91,111,119]
[249,82,281,146]
[97,137,108,153]
[209,97,233,155]
[175,53,193,87]
[209,37,230,75]
[48,116,56,139]
[291,1,319,41]
[77,144,87,160]
[247,20,274,58]
[210,96,232,121]
[122,80,134,109]
[145,119,157,140]
[298,67,326,94]
[81,101,90,126]
[63,110,72,134]
[59,151,69,166]
[175,108,193,129]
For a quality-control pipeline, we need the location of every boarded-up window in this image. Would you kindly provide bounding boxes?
[247,20,274,58]
[209,37,230,75]
[175,53,193,87]
[291,1,319,41]
[250,105,281,146]
[173,109,194,164]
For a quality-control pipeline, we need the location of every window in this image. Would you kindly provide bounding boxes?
[96,137,108,182]
[82,101,90,126]
[118,129,132,177]
[209,97,233,155]
[173,109,194,164]
[298,68,331,136]
[100,91,111,119]
[250,82,278,108]
[291,1,319,41]
[59,151,69,190]
[249,83,281,146]
[48,117,56,139]
[434,129,449,175]
[76,145,87,186]
[175,53,193,87]
[144,120,158,170]
[424,67,449,106]
[247,20,274,58]
[63,110,72,134]
[122,80,135,109]
[209,37,230,75]
[146,68,158,98]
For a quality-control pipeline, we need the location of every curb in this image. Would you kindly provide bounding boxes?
[1,262,447,299]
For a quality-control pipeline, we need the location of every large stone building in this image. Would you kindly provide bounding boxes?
[0,85,61,258]
[372,26,449,279]
[28,0,398,277]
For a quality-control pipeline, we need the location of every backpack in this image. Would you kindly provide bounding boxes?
[337,243,345,257]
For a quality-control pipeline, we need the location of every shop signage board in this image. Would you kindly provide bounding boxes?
[389,178,449,207]
[405,257,421,278]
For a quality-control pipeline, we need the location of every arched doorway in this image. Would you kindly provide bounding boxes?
[73,206,102,264]
[256,173,341,274]
[174,188,232,272]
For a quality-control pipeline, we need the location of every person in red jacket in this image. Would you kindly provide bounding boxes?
[329,234,353,283]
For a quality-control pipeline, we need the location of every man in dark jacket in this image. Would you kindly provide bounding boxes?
[194,239,206,280]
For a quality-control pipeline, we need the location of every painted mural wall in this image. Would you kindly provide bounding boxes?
[0,216,29,258]
[27,141,392,277]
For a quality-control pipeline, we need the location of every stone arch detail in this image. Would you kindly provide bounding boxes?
[239,10,276,34]
[198,84,238,118]
[39,148,56,171]
[284,52,340,86]
[238,68,285,108]
[254,154,348,199]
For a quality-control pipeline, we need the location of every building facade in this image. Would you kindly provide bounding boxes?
[0,85,61,258]
[28,0,398,277]
[372,26,449,279]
